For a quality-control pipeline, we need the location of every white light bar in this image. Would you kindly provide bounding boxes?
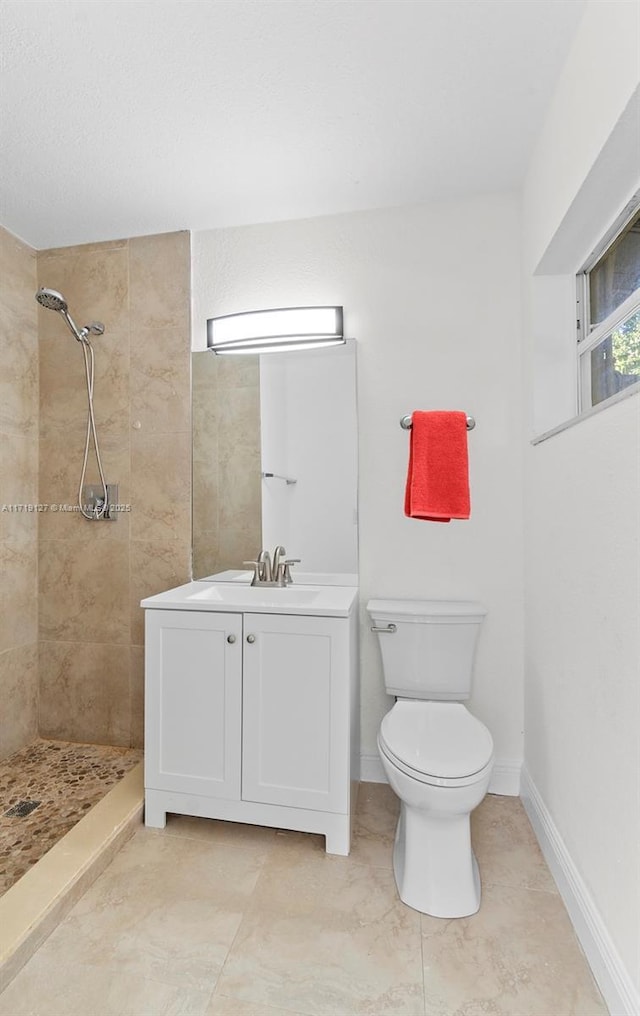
[207,306,344,355]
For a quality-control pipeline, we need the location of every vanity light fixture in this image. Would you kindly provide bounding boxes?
[207,306,345,355]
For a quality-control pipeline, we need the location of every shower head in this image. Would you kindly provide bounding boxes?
[35,287,68,313]
[34,287,104,343]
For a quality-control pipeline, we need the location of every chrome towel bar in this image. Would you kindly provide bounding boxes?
[400,414,475,431]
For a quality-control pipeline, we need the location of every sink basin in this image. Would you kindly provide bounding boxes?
[200,569,358,587]
[188,585,321,608]
[141,580,357,617]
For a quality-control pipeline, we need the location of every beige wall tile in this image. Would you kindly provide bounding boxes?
[39,539,129,644]
[192,348,219,392]
[218,451,262,531]
[216,525,261,572]
[130,431,191,542]
[129,539,190,645]
[0,644,38,761]
[217,384,260,452]
[130,329,190,434]
[216,356,260,389]
[38,238,128,260]
[37,246,129,341]
[129,231,190,331]
[129,646,144,750]
[0,433,38,507]
[0,321,38,438]
[39,329,130,436]
[35,229,191,748]
[192,458,219,535]
[0,537,38,653]
[0,227,38,322]
[192,530,219,580]
[39,641,130,746]
[38,429,130,542]
[0,226,38,759]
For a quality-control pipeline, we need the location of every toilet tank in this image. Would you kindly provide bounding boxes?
[367,599,487,700]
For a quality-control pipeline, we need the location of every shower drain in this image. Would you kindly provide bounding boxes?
[4,800,41,818]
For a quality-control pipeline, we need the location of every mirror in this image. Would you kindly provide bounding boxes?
[192,340,358,581]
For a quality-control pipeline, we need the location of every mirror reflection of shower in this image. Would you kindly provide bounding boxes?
[35,287,111,521]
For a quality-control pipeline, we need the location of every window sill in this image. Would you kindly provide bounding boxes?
[531,383,639,445]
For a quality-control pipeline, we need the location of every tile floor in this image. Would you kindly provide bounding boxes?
[0,786,607,1016]
[0,739,142,896]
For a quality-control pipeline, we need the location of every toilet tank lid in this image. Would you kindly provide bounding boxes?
[367,599,487,621]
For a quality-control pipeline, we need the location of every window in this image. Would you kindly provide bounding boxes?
[576,200,640,411]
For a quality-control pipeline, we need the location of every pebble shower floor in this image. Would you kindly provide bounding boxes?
[0,739,142,896]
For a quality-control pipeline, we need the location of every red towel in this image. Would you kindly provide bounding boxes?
[404,411,470,522]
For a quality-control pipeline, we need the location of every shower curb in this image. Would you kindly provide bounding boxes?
[0,761,143,994]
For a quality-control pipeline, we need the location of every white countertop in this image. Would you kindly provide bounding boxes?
[141,580,358,618]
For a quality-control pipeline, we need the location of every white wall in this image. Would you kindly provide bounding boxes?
[260,342,358,573]
[522,3,640,1010]
[193,193,524,781]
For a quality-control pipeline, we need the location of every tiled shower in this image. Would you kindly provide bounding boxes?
[0,226,192,761]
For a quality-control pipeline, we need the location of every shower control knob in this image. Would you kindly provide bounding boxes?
[246,634,256,644]
[226,634,236,644]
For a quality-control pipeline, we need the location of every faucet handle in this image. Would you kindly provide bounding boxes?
[282,558,301,585]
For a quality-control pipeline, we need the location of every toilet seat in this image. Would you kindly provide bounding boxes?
[379,701,494,786]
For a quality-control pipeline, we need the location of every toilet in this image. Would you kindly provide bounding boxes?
[367,598,494,919]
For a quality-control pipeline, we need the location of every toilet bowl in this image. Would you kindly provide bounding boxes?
[367,598,494,919]
[378,700,493,918]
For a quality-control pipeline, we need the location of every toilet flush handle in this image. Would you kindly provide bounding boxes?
[370,623,397,633]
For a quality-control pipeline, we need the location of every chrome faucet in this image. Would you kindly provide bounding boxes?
[272,545,286,578]
[257,549,272,582]
[244,546,300,586]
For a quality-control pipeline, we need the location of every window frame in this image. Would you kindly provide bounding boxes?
[576,195,640,414]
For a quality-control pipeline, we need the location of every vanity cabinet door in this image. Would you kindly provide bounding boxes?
[241,612,349,812]
[145,609,242,800]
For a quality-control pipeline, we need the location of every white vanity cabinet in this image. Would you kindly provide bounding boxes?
[143,594,358,855]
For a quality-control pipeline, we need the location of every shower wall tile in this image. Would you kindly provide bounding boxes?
[129,539,191,645]
[215,355,260,389]
[0,536,38,653]
[37,229,191,748]
[191,352,262,580]
[0,227,38,322]
[39,238,128,259]
[39,328,130,435]
[129,231,190,332]
[129,645,145,750]
[0,433,38,511]
[130,328,190,434]
[0,225,39,762]
[37,245,130,341]
[0,317,39,438]
[38,430,131,542]
[0,644,38,760]
[216,524,262,572]
[39,640,130,746]
[130,430,191,543]
[39,539,130,645]
[192,530,220,580]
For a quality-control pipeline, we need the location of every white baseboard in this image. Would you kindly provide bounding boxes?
[521,767,639,1016]
[360,754,521,796]
[359,753,386,784]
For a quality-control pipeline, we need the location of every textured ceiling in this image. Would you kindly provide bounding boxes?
[0,0,585,249]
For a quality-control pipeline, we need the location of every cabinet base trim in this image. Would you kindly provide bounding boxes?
[144,789,351,855]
